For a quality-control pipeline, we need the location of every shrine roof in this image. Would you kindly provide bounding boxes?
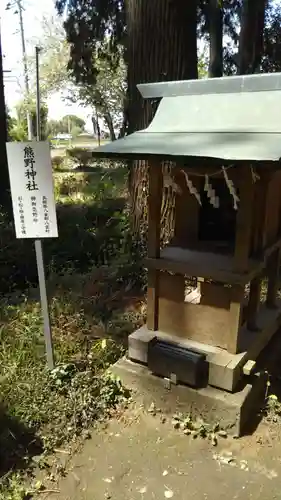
[92,72,281,163]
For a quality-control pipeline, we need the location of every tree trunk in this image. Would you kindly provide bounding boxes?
[126,0,198,133]
[103,111,116,141]
[0,30,12,217]
[125,0,198,228]
[238,0,267,74]
[92,111,101,145]
[208,0,223,77]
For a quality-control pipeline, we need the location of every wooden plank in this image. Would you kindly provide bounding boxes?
[253,172,270,253]
[200,281,230,309]
[237,300,281,357]
[255,171,281,253]
[247,276,262,331]
[158,297,232,349]
[147,161,163,330]
[145,256,263,286]
[230,167,255,353]
[158,272,231,350]
[159,271,185,302]
[251,175,265,255]
[147,269,159,330]
[234,166,255,272]
[228,285,245,354]
[252,171,281,261]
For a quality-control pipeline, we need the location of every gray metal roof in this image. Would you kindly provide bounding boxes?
[92,72,281,163]
[137,72,281,98]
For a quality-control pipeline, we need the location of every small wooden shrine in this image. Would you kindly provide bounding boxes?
[92,72,281,393]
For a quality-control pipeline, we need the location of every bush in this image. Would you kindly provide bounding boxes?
[0,165,142,294]
[66,148,93,169]
[56,173,85,196]
[51,156,64,171]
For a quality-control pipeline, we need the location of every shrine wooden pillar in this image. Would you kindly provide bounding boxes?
[147,161,163,330]
[266,249,280,308]
[229,166,255,353]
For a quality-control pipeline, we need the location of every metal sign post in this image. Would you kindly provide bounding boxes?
[6,48,57,370]
[34,46,55,369]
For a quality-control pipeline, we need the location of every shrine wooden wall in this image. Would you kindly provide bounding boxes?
[147,163,281,355]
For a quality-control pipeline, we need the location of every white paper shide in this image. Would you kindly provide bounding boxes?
[6,141,58,239]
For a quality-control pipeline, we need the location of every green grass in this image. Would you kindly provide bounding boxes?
[0,296,125,447]
[0,295,130,499]
[0,161,146,498]
[0,164,143,293]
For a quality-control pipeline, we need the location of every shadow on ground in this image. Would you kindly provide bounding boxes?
[0,406,43,479]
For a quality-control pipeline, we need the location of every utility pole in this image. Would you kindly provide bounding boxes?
[16,0,33,139]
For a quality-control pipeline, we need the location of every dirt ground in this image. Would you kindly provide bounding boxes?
[42,401,281,500]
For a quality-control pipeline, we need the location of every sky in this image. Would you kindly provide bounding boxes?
[0,0,92,128]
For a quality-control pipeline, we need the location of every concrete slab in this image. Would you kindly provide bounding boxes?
[111,357,266,436]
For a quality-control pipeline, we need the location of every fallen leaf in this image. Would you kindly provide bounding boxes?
[164,489,174,498]
[34,480,43,491]
[211,434,217,446]
[138,486,147,494]
[217,430,227,438]
[148,403,156,413]
[103,478,112,483]
[162,470,168,476]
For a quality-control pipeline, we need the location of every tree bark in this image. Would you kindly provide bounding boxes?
[0,29,12,216]
[125,0,198,228]
[126,0,198,133]
[103,111,116,141]
[208,0,223,77]
[238,0,267,74]
[92,112,101,144]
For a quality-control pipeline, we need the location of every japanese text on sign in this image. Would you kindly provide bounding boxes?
[18,195,26,236]
[24,145,39,191]
[6,141,58,239]
[42,196,50,234]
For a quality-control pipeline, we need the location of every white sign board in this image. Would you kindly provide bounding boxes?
[6,141,58,239]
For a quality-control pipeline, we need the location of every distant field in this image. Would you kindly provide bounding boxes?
[51,138,109,158]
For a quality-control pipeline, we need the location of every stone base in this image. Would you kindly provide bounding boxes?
[110,357,266,436]
[128,309,281,392]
